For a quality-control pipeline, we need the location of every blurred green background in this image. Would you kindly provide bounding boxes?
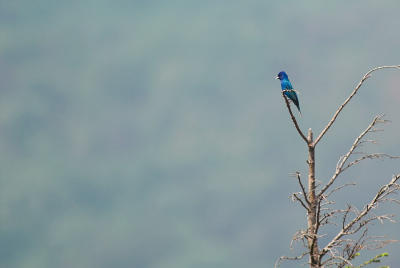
[1,1,399,267]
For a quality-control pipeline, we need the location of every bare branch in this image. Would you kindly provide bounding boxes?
[322,249,354,267]
[318,115,384,198]
[342,228,368,261]
[290,229,308,249]
[313,65,400,147]
[274,252,308,268]
[319,208,350,226]
[281,91,308,144]
[343,153,400,171]
[320,174,400,257]
[292,193,309,211]
[342,205,352,229]
[325,183,356,199]
[295,172,310,206]
[364,237,398,250]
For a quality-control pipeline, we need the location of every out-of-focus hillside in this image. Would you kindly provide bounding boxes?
[0,1,399,267]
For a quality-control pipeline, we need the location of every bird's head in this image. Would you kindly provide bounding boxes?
[275,71,289,81]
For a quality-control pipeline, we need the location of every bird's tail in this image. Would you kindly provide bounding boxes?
[295,105,302,117]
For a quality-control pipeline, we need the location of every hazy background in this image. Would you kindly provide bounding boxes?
[1,1,400,267]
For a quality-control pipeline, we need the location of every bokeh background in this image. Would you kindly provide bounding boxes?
[1,1,400,267]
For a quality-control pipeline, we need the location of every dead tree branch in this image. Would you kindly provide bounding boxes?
[320,174,400,259]
[281,90,308,144]
[313,65,400,147]
[295,172,310,206]
[274,252,308,268]
[319,115,387,198]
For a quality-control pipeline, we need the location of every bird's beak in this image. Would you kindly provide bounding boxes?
[275,76,279,80]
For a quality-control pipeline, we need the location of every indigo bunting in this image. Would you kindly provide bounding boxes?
[275,71,301,114]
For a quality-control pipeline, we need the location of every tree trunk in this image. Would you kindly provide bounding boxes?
[307,129,320,267]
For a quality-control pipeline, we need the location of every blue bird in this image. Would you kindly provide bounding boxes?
[275,71,301,114]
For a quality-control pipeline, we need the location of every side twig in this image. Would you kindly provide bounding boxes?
[295,172,310,207]
[274,252,308,268]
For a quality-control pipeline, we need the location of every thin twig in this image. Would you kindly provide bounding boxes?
[282,91,308,144]
[295,172,310,206]
[325,183,356,199]
[342,205,352,229]
[274,252,308,268]
[313,65,400,147]
[343,153,400,171]
[293,193,309,211]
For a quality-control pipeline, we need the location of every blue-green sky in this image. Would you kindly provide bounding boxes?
[1,1,400,267]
